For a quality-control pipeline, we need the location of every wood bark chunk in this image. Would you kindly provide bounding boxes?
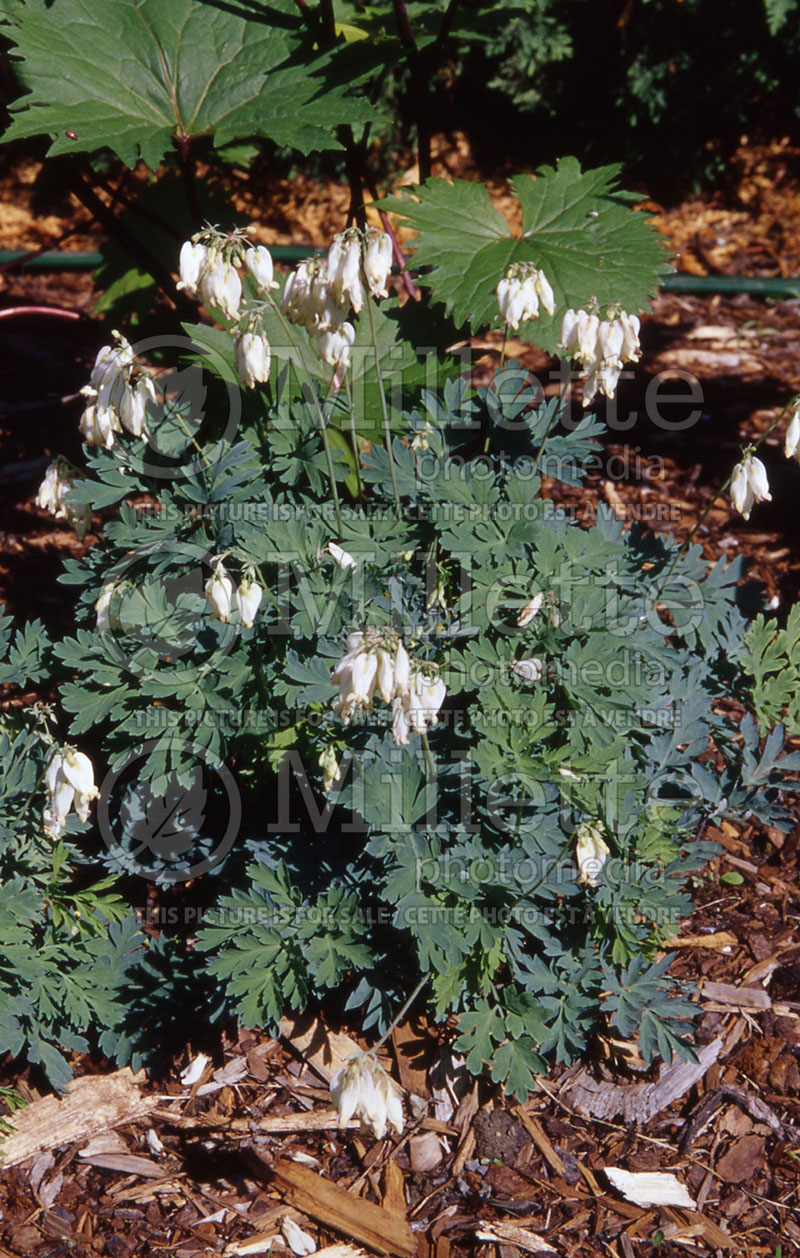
[391,1020,431,1100]
[381,1160,407,1218]
[716,1135,767,1183]
[280,1017,362,1084]
[474,1222,558,1255]
[513,1106,566,1177]
[77,1152,167,1178]
[0,1068,157,1168]
[669,931,738,950]
[702,981,771,1010]
[604,1168,696,1209]
[560,1036,722,1125]
[266,1157,417,1258]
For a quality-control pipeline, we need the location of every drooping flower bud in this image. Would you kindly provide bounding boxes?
[95,582,127,633]
[282,260,318,328]
[618,312,641,362]
[319,745,340,793]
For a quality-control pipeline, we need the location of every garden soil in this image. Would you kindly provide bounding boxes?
[0,136,799,1256]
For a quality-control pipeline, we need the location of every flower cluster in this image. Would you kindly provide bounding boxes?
[178,231,277,320]
[178,232,277,389]
[559,307,641,406]
[44,747,99,838]
[35,458,91,539]
[79,333,156,448]
[730,451,772,521]
[496,262,556,329]
[281,227,393,370]
[331,630,446,745]
[205,559,264,628]
[330,1053,404,1140]
[575,821,611,887]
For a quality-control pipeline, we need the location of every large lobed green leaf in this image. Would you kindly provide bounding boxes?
[383,158,669,353]
[2,0,371,167]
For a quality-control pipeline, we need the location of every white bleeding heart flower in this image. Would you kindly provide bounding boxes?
[512,657,543,683]
[535,268,556,316]
[619,311,641,361]
[363,228,393,299]
[496,263,554,329]
[393,640,411,696]
[177,240,208,296]
[730,452,771,521]
[785,405,800,461]
[234,329,271,389]
[43,746,99,837]
[282,260,318,328]
[317,321,355,369]
[180,1053,211,1086]
[35,459,91,539]
[244,244,278,292]
[281,1218,317,1256]
[517,592,544,627]
[205,559,235,622]
[560,307,642,406]
[331,1054,404,1140]
[375,649,396,704]
[328,232,365,312]
[327,541,358,570]
[575,821,611,887]
[200,258,242,320]
[235,574,263,628]
[118,375,156,437]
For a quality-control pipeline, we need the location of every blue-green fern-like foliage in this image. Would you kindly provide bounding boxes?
[2,163,798,1100]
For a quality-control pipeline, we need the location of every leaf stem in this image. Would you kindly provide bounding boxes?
[371,975,429,1052]
[365,291,402,514]
[344,375,363,498]
[267,297,343,533]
